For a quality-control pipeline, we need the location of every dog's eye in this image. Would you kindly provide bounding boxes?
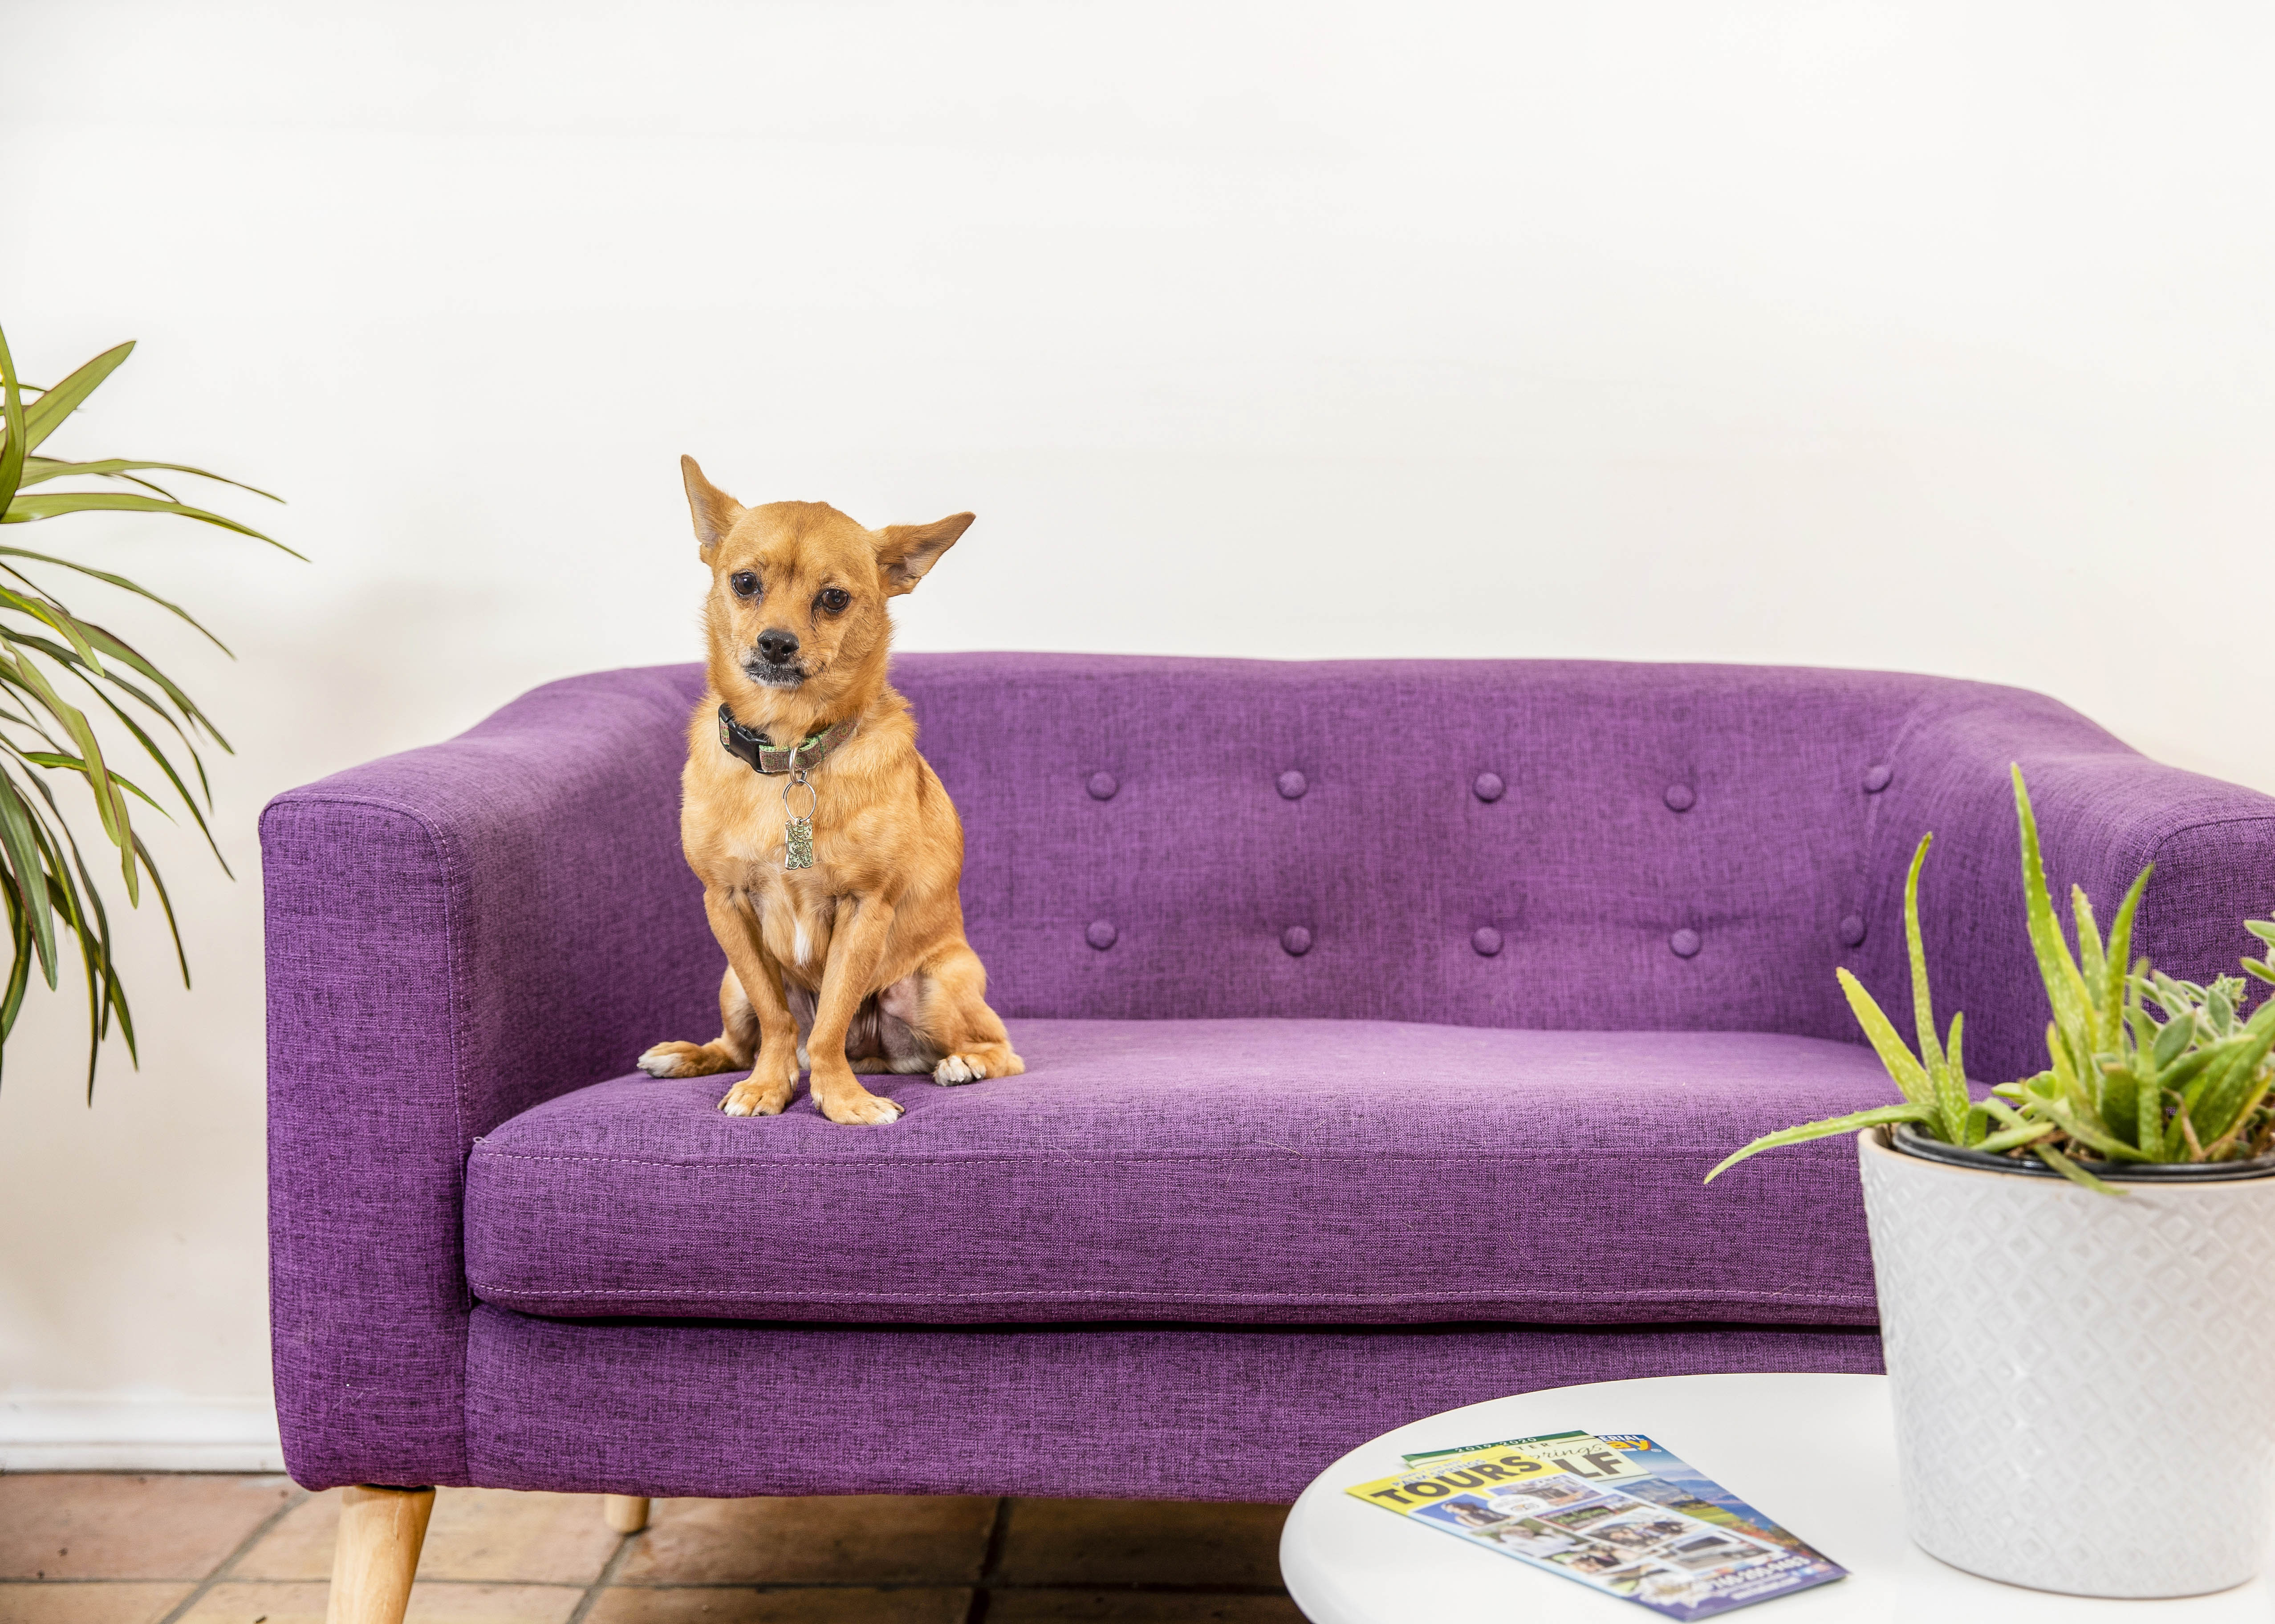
[817,587,851,615]
[730,572,760,598]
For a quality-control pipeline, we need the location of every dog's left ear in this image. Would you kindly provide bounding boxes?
[873,513,975,597]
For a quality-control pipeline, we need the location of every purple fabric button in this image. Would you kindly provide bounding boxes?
[1087,772,1118,800]
[1863,764,1893,793]
[1473,772,1505,803]
[1281,926,1313,957]
[1277,771,1308,800]
[1670,929,1702,959]
[1471,926,1504,957]
[1085,920,1118,950]
[1664,784,1695,812]
[1839,914,1867,947]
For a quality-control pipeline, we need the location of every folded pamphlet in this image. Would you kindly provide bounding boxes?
[1345,1428,1845,1617]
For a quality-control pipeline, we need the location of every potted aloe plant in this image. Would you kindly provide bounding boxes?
[1709,766,2275,1600]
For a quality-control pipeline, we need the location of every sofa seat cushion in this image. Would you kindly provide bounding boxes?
[465,1017,1892,1326]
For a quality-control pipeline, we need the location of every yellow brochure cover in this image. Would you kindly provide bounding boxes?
[1345,1437,1845,1617]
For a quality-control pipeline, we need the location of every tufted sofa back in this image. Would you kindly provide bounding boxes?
[876,653,2275,1080]
[889,654,1942,1046]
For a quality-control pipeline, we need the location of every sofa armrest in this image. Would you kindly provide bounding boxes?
[1859,679,2275,1084]
[263,663,712,1489]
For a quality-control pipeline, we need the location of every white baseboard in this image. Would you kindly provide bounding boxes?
[0,1393,285,1472]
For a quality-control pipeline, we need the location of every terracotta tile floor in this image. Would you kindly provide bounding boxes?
[0,1477,1302,1624]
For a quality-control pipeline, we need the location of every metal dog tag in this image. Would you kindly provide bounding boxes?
[783,771,817,870]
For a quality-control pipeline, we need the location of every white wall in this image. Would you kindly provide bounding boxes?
[3,0,2272,1466]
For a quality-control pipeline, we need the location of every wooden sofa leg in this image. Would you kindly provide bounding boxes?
[327,1485,435,1624]
[602,1494,651,1533]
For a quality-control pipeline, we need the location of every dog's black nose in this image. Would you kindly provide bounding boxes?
[756,629,800,666]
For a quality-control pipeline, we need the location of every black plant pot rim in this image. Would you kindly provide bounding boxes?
[1888,1123,2275,1183]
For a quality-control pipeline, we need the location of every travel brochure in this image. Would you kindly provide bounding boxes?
[1345,1428,1845,1617]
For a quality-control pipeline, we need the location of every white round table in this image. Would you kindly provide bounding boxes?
[1280,1373,2273,1621]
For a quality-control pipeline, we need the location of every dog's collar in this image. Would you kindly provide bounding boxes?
[716,705,859,775]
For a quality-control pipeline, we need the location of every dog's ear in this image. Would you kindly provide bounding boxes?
[873,513,974,597]
[682,455,744,562]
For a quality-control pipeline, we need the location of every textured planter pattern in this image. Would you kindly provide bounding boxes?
[1859,1128,2275,1598]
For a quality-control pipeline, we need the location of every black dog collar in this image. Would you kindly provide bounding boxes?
[717,705,859,775]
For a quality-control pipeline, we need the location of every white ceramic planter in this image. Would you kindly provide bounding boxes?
[1857,1126,2275,1598]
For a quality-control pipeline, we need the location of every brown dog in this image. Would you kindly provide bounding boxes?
[637,457,1023,1125]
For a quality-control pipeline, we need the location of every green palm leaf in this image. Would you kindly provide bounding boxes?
[17,457,282,503]
[0,773,58,986]
[0,326,25,515]
[0,546,232,651]
[5,343,134,458]
[0,318,293,1098]
[4,490,302,556]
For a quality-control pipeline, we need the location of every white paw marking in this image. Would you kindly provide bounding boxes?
[720,1096,755,1116]
[933,1056,987,1085]
[637,1047,684,1078]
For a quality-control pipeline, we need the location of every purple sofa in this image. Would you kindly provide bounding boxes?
[264,654,2275,1502]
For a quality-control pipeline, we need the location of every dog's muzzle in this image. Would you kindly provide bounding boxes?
[743,658,807,688]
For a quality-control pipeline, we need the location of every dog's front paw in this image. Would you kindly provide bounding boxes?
[719,1076,795,1116]
[816,1088,906,1126]
[640,1040,737,1078]
[932,1054,989,1086]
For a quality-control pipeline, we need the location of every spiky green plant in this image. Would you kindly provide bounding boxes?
[1707,765,2275,1194]
[1991,765,2275,1182]
[1705,832,2056,1184]
[0,320,295,1095]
